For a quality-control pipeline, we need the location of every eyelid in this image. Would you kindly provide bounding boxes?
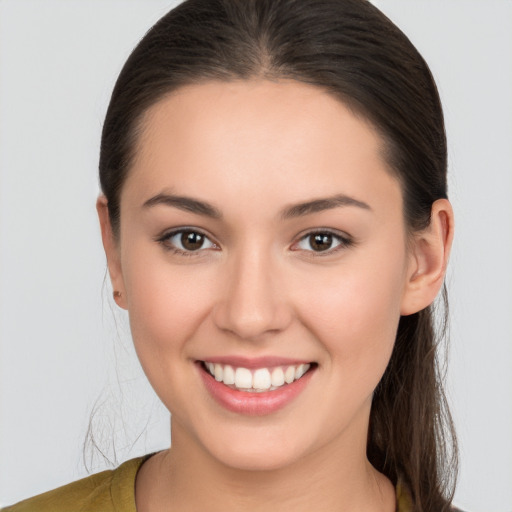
[155,226,220,255]
[290,228,354,256]
[155,226,353,257]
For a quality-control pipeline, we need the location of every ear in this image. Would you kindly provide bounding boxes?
[400,199,454,316]
[96,195,128,309]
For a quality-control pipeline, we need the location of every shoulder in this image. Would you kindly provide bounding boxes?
[396,479,468,512]
[1,456,148,512]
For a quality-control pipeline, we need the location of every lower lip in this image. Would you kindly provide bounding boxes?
[197,362,315,416]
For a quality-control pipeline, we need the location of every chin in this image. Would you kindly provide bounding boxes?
[195,421,314,472]
[211,444,302,472]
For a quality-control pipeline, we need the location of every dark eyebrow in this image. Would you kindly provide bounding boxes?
[143,192,370,220]
[281,194,371,219]
[142,193,222,219]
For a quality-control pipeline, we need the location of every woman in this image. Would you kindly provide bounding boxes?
[3,0,459,510]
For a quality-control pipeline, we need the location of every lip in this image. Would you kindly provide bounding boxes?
[196,360,316,416]
[201,355,312,369]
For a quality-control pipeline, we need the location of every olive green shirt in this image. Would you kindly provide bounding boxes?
[3,455,414,511]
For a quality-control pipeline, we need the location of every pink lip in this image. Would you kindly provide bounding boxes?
[200,355,311,369]
[197,361,315,416]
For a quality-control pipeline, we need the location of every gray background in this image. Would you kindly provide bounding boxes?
[1,1,511,510]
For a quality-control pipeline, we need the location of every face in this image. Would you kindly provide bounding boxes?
[106,79,420,471]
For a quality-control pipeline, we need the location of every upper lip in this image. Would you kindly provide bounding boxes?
[198,356,313,369]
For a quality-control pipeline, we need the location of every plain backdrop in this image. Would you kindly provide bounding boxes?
[1,1,511,511]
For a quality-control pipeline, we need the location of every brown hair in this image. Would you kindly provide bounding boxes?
[99,0,457,509]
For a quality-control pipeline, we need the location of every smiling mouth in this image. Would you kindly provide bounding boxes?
[200,361,315,392]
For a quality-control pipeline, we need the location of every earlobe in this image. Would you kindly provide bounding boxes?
[400,199,454,316]
[96,196,128,309]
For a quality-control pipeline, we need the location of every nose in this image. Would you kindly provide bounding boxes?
[212,246,292,341]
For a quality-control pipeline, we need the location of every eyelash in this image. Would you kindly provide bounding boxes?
[156,228,219,257]
[156,228,354,257]
[291,229,354,257]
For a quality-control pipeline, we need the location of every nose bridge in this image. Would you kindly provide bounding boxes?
[213,240,290,340]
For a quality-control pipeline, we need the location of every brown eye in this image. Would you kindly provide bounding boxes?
[309,233,333,251]
[293,230,352,255]
[159,229,217,254]
[181,231,205,251]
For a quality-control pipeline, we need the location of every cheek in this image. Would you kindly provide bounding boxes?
[295,250,406,374]
[120,249,219,417]
[121,246,213,357]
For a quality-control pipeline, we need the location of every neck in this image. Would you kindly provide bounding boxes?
[135,416,395,512]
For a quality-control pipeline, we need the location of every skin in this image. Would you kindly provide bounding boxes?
[97,79,453,511]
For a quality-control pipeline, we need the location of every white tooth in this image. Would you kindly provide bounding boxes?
[253,368,271,390]
[223,365,235,385]
[214,363,223,381]
[271,367,285,387]
[235,367,253,389]
[284,366,295,384]
[207,362,215,375]
[295,364,306,379]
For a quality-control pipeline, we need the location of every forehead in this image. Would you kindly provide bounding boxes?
[123,79,401,215]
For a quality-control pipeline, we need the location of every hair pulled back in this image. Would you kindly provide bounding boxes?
[99,1,457,510]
